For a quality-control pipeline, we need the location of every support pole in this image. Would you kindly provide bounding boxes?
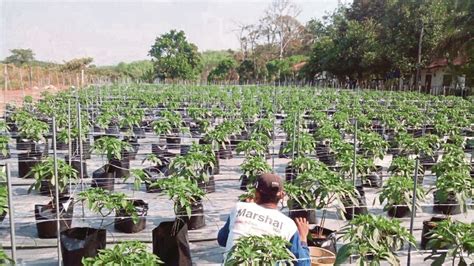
[6,164,16,263]
[52,117,62,265]
[76,101,85,218]
[271,85,276,170]
[67,99,72,192]
[407,158,419,266]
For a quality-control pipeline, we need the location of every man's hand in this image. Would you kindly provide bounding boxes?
[295,217,309,243]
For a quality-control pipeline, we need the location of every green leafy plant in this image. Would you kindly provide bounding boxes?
[282,132,316,156]
[284,172,318,210]
[240,156,272,185]
[358,131,388,160]
[204,127,231,151]
[377,174,425,213]
[152,119,172,137]
[0,245,12,264]
[224,235,295,265]
[82,241,163,265]
[388,156,423,177]
[236,139,267,157]
[18,118,49,143]
[78,187,140,226]
[92,136,132,171]
[0,169,8,215]
[28,158,78,195]
[0,136,9,157]
[170,153,209,183]
[336,214,416,266]
[425,219,474,266]
[251,118,274,139]
[155,176,205,218]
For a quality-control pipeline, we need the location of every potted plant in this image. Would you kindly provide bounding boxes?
[60,227,107,266]
[225,235,295,265]
[79,187,147,233]
[282,132,316,158]
[239,156,271,191]
[236,139,269,159]
[339,153,380,188]
[161,110,187,148]
[285,156,322,181]
[91,136,133,189]
[357,131,388,160]
[388,156,424,185]
[155,175,206,230]
[82,241,163,265]
[311,170,358,253]
[28,157,78,196]
[169,152,213,193]
[425,219,473,266]
[432,145,472,215]
[204,126,232,159]
[17,118,49,179]
[336,214,416,265]
[27,157,77,238]
[151,119,173,157]
[284,172,317,224]
[377,174,425,218]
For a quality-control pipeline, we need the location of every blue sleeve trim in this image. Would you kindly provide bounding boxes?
[289,232,310,266]
[217,217,230,247]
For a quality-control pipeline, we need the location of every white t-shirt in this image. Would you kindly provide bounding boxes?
[224,202,298,252]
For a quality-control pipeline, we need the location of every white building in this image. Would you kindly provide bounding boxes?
[420,57,470,95]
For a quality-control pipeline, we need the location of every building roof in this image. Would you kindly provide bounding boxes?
[426,56,466,69]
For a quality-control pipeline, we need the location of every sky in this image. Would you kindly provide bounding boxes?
[0,0,349,66]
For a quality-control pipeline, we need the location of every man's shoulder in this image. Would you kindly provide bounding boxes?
[233,202,297,229]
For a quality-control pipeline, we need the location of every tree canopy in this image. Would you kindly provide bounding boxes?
[4,49,35,66]
[149,30,202,80]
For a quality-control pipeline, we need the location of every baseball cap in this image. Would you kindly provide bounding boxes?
[255,173,283,195]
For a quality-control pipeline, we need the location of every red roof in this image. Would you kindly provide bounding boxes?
[427,56,466,69]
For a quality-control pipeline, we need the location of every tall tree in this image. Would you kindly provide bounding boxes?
[260,0,302,59]
[149,30,202,81]
[4,48,35,66]
[207,58,238,83]
[60,57,93,72]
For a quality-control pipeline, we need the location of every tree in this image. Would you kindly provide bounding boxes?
[201,50,234,81]
[4,49,35,66]
[260,0,303,59]
[60,57,93,72]
[207,58,238,83]
[116,60,154,82]
[303,10,383,82]
[149,30,202,81]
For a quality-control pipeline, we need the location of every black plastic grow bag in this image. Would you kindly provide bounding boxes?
[60,227,106,266]
[152,220,192,266]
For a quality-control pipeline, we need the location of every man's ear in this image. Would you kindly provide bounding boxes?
[278,191,285,200]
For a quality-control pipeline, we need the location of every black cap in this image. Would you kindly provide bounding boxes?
[255,173,283,196]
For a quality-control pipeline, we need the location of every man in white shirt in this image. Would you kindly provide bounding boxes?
[217,173,310,265]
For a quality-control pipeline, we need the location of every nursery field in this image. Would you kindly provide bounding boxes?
[0,85,472,265]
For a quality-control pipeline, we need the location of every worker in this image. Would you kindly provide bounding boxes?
[217,173,310,265]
